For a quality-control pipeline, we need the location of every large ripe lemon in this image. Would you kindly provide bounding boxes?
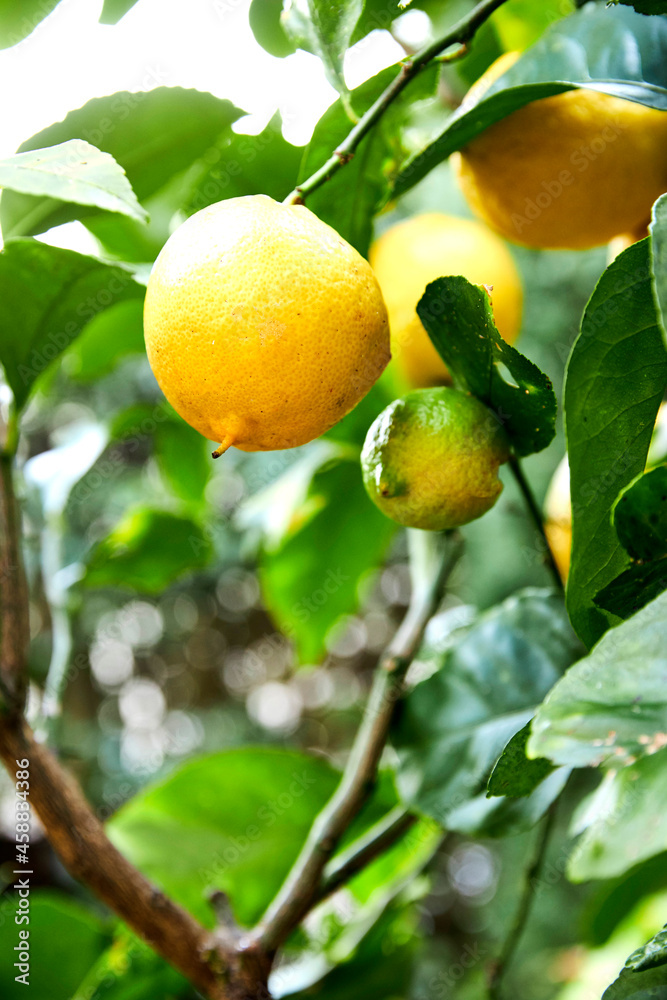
[144,195,390,454]
[369,213,522,388]
[361,387,509,530]
[453,52,667,250]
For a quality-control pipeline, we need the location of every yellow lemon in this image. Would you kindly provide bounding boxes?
[144,195,390,455]
[370,213,523,388]
[361,387,509,531]
[453,52,667,249]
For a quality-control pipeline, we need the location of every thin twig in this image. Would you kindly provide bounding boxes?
[488,804,557,1000]
[508,453,564,593]
[250,531,463,955]
[283,0,510,205]
[317,807,417,903]
[0,450,30,712]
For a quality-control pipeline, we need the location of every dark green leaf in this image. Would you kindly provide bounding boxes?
[617,0,667,14]
[154,419,211,505]
[0,892,109,1000]
[628,925,667,973]
[0,0,61,48]
[603,964,667,1000]
[83,508,213,592]
[283,0,363,100]
[99,0,139,23]
[63,299,145,382]
[392,4,667,198]
[185,113,302,214]
[249,0,297,56]
[393,590,580,831]
[487,722,556,798]
[583,853,667,947]
[417,276,556,457]
[613,467,667,561]
[239,445,396,663]
[0,240,143,412]
[651,194,667,350]
[565,239,667,649]
[568,750,667,882]
[108,747,398,926]
[594,558,667,619]
[530,590,667,769]
[0,140,146,221]
[300,64,438,255]
[1,88,243,237]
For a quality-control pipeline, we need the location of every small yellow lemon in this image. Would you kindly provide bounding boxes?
[144,195,390,454]
[453,53,667,250]
[370,213,523,388]
[361,387,509,531]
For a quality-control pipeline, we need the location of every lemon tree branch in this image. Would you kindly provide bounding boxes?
[250,531,463,955]
[284,0,510,206]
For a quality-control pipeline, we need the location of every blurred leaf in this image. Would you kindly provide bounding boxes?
[417,277,556,457]
[99,0,139,23]
[565,240,667,649]
[154,419,211,505]
[628,924,667,973]
[243,449,396,663]
[613,467,667,562]
[249,0,297,56]
[64,299,145,382]
[185,113,302,214]
[83,508,213,592]
[1,88,243,237]
[617,0,667,13]
[323,378,394,447]
[652,194,667,349]
[71,931,190,1000]
[603,963,667,999]
[108,748,398,927]
[493,0,575,50]
[594,559,667,620]
[0,0,61,48]
[392,590,579,831]
[300,63,438,255]
[0,140,146,222]
[0,892,109,1000]
[282,0,363,101]
[445,768,569,838]
[392,4,667,198]
[568,750,667,882]
[0,240,143,412]
[583,853,667,947]
[530,590,667,769]
[487,722,556,798]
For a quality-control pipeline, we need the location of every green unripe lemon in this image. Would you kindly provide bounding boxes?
[361,387,510,530]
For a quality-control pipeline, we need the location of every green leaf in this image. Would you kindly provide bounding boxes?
[392,4,667,198]
[583,853,667,947]
[185,113,302,214]
[628,924,667,973]
[108,747,398,926]
[487,722,556,798]
[240,446,396,663]
[565,239,667,649]
[594,559,667,620]
[63,299,145,382]
[392,590,580,832]
[417,277,556,457]
[603,964,667,1000]
[493,0,576,50]
[99,0,140,23]
[568,750,667,882]
[529,590,667,769]
[299,64,438,256]
[0,88,243,237]
[617,0,667,14]
[0,892,109,1000]
[0,0,61,48]
[154,418,211,505]
[651,194,667,350]
[83,508,213,593]
[0,240,144,412]
[0,140,146,222]
[282,0,364,101]
[249,0,297,57]
[613,467,667,561]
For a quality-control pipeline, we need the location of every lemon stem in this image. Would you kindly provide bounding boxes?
[283,0,511,206]
[211,436,233,459]
[508,452,564,593]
